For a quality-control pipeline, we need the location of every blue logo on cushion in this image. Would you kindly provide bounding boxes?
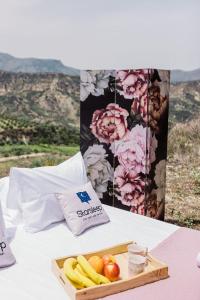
[76,191,91,204]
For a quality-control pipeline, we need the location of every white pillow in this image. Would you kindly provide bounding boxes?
[22,194,63,233]
[0,199,16,268]
[7,152,88,232]
[0,177,9,209]
[57,181,110,236]
[0,177,17,227]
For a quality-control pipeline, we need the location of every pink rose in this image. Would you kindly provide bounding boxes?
[131,93,148,123]
[116,70,148,100]
[131,203,145,215]
[111,125,157,174]
[114,165,146,209]
[90,103,129,144]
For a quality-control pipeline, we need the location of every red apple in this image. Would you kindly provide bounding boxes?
[102,254,116,265]
[103,262,120,282]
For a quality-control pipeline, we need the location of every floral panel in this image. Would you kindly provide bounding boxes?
[80,69,170,220]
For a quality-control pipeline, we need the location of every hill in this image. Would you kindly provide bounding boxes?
[171,68,200,82]
[0,71,80,125]
[0,52,79,76]
[169,80,200,127]
[1,52,200,82]
[0,71,80,145]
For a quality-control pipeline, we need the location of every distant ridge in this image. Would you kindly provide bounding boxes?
[171,68,200,83]
[1,52,200,82]
[0,52,79,76]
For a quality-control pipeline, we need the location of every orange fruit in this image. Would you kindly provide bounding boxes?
[88,255,104,274]
[102,254,116,265]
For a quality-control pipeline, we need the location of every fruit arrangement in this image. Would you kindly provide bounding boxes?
[63,254,120,289]
[53,242,169,300]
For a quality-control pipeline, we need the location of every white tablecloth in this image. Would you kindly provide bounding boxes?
[0,205,178,300]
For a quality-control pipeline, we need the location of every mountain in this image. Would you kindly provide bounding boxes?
[0,71,80,125]
[171,68,200,82]
[169,80,200,127]
[1,52,200,83]
[0,52,79,76]
[0,71,80,145]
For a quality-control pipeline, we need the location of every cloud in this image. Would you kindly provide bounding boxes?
[0,0,199,70]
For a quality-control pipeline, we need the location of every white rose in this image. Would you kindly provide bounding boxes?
[80,70,112,101]
[83,144,113,199]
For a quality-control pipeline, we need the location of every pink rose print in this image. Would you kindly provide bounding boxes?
[111,125,158,174]
[131,203,145,215]
[114,165,146,211]
[131,93,148,123]
[90,103,129,144]
[116,69,149,100]
[148,85,168,132]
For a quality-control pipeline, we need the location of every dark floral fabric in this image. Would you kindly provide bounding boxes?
[80,69,170,220]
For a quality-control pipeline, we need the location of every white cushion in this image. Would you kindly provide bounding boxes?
[57,181,110,235]
[7,152,88,232]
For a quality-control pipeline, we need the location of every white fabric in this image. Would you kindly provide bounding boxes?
[0,198,16,268]
[22,194,63,233]
[6,152,88,231]
[0,177,9,210]
[0,205,178,300]
[57,181,110,235]
[0,177,17,227]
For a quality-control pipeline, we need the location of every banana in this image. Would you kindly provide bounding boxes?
[67,278,84,290]
[74,268,96,287]
[77,255,110,285]
[76,263,88,277]
[64,256,110,289]
[98,273,111,284]
[63,257,83,286]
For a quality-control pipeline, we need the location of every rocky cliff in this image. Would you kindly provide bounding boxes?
[169,80,200,126]
[0,71,80,144]
[0,71,80,126]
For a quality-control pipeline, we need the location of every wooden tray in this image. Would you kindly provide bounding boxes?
[52,241,168,300]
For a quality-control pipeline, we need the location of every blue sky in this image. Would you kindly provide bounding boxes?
[0,0,199,70]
